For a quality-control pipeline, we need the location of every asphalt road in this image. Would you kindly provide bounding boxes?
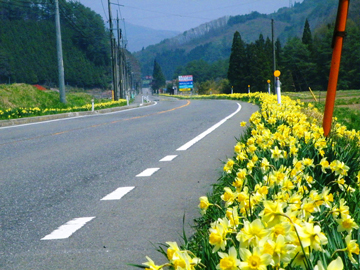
[0,94,258,269]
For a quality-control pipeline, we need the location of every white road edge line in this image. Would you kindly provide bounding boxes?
[177,103,242,151]
[0,102,158,130]
[41,217,95,240]
[136,168,160,177]
[101,186,135,201]
[159,155,178,162]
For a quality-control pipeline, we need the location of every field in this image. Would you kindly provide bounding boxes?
[283,89,360,130]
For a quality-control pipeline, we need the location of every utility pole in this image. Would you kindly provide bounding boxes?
[108,0,118,100]
[55,0,66,103]
[272,19,276,94]
[114,35,119,100]
[117,13,123,99]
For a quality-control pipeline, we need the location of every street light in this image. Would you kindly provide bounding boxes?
[274,70,281,104]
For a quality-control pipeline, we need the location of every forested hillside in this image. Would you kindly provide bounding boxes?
[135,0,360,93]
[0,0,140,89]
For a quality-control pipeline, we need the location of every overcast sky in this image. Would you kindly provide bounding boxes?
[77,0,303,32]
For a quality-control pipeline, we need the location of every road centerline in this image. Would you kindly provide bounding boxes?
[41,217,95,240]
[177,103,242,151]
[101,186,135,201]
[159,155,178,162]
[136,168,160,177]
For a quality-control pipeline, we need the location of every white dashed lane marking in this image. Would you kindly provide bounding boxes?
[38,102,242,241]
[41,217,95,240]
[159,155,178,162]
[136,168,160,177]
[101,186,135,201]
[177,103,241,151]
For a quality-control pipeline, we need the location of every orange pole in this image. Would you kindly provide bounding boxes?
[322,0,350,137]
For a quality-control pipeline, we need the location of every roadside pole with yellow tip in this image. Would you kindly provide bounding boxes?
[274,70,281,104]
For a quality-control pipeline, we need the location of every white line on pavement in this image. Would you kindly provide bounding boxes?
[41,217,95,240]
[136,168,160,177]
[176,103,242,151]
[159,155,178,162]
[101,186,135,201]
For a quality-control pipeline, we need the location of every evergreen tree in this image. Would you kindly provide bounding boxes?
[152,59,166,92]
[227,31,246,93]
[244,34,273,92]
[282,37,317,91]
[302,19,313,51]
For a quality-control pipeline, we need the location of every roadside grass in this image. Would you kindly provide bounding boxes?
[0,84,127,120]
[283,90,360,131]
[137,92,360,270]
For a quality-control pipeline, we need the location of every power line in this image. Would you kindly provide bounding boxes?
[100,0,108,21]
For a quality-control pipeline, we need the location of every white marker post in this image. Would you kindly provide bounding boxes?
[91,99,94,112]
[267,80,271,94]
[274,70,281,104]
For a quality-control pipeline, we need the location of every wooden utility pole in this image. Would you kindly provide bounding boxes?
[55,0,66,103]
[108,0,118,100]
[117,13,124,99]
[323,0,350,136]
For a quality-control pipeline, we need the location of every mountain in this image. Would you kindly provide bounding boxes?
[125,23,180,52]
[135,0,359,79]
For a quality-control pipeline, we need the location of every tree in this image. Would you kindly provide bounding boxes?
[0,48,11,83]
[281,37,316,91]
[227,31,246,93]
[151,59,165,92]
[302,19,313,51]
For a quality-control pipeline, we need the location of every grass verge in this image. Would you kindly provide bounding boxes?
[0,84,127,120]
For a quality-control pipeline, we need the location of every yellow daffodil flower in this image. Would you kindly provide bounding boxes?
[226,206,241,229]
[224,159,235,174]
[198,196,212,214]
[331,198,350,218]
[345,234,360,264]
[295,221,328,251]
[236,219,269,248]
[221,187,236,207]
[336,214,359,233]
[260,157,270,173]
[209,218,229,252]
[270,146,283,161]
[259,200,286,227]
[239,247,272,270]
[217,246,241,270]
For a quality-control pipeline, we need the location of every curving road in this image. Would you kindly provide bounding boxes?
[0,94,258,269]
